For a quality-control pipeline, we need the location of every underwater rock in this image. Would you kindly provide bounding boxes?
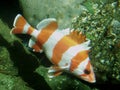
[0,19,51,90]
[18,0,86,28]
[0,19,34,90]
[0,73,33,90]
[36,66,92,90]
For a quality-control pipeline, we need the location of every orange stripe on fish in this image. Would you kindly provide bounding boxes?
[51,36,77,65]
[80,61,95,83]
[37,21,58,45]
[14,15,26,28]
[11,14,96,83]
[28,37,43,52]
[85,60,91,72]
[12,14,27,34]
[70,50,89,71]
[32,43,41,52]
[68,30,86,44]
[11,14,35,35]
[27,26,34,35]
[11,27,23,34]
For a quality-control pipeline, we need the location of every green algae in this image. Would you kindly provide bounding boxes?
[36,66,91,90]
[0,19,35,90]
[0,73,33,90]
[72,0,120,83]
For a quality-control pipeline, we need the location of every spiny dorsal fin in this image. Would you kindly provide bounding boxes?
[68,30,86,44]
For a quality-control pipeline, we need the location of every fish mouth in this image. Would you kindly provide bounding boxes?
[80,75,96,83]
[79,71,96,83]
[88,78,96,83]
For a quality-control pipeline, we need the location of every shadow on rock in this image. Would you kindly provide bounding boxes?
[0,35,51,90]
[0,0,22,28]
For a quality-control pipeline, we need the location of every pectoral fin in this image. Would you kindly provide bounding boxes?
[48,66,63,78]
[48,64,70,78]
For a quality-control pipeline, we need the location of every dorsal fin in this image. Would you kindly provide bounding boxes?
[36,18,58,30]
[67,30,86,44]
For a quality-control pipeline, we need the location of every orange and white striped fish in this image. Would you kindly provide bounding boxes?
[11,14,96,83]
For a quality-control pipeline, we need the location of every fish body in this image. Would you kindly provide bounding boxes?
[11,14,96,83]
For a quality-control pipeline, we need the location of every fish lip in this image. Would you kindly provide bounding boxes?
[79,74,96,83]
[89,79,96,83]
[83,78,96,83]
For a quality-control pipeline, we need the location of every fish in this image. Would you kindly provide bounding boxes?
[11,14,96,83]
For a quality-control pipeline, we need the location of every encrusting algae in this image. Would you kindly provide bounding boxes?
[72,0,120,83]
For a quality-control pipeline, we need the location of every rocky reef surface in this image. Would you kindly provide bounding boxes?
[0,0,120,90]
[72,0,120,84]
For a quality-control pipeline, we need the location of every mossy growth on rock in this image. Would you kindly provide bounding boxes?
[0,19,34,90]
[72,0,120,84]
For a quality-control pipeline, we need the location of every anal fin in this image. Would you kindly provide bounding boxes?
[28,37,43,53]
[48,65,70,78]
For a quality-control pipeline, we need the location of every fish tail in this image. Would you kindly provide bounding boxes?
[11,14,34,35]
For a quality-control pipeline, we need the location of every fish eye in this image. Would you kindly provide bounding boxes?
[84,69,91,74]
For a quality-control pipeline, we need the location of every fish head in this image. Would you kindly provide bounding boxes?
[71,58,96,83]
[79,62,96,83]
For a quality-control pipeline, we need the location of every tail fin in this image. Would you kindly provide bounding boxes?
[11,14,34,35]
